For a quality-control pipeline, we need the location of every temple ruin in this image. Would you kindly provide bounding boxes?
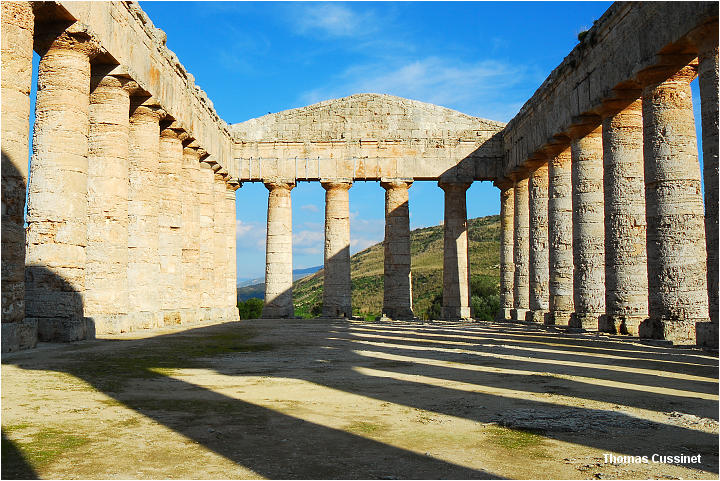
[1,1,717,352]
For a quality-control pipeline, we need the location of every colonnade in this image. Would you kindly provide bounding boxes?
[497,46,718,345]
[260,178,474,321]
[1,5,238,351]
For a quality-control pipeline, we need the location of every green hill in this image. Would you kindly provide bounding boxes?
[293,214,501,319]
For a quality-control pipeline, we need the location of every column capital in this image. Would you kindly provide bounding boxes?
[637,59,697,87]
[130,98,166,122]
[160,127,183,140]
[35,23,101,57]
[90,69,134,91]
[380,178,413,190]
[320,179,352,191]
[438,180,471,192]
[264,180,295,192]
[687,21,719,55]
[566,115,602,140]
[493,178,514,190]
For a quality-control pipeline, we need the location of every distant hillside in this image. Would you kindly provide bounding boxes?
[293,215,501,319]
[237,265,323,302]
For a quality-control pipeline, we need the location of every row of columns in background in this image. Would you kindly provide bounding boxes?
[1,5,238,351]
[260,179,472,321]
[497,43,718,346]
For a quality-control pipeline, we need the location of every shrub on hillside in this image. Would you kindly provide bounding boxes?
[238,297,263,319]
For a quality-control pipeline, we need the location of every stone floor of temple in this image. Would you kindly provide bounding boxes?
[2,318,718,479]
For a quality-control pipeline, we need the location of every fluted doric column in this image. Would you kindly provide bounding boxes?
[127,101,164,329]
[691,24,719,347]
[181,143,203,324]
[212,171,230,320]
[601,97,648,335]
[262,181,295,318]
[197,158,215,321]
[496,181,514,321]
[224,183,239,321]
[439,181,472,320]
[528,164,549,323]
[158,126,184,325]
[547,147,574,325]
[512,175,529,321]
[640,64,709,344]
[569,124,605,330]
[85,69,130,334]
[381,179,415,320]
[321,180,353,318]
[1,2,35,351]
[26,26,98,342]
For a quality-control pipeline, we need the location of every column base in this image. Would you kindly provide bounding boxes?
[381,308,416,321]
[525,310,547,324]
[495,308,513,322]
[638,317,702,345]
[510,308,529,322]
[261,307,294,319]
[37,317,95,342]
[1,319,38,353]
[322,306,352,318]
[569,312,601,331]
[599,314,645,336]
[696,321,718,348]
[442,306,471,321]
[545,311,571,326]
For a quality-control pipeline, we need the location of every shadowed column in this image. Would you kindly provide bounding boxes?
[381,179,415,320]
[601,97,648,335]
[569,124,605,331]
[26,26,98,342]
[691,24,719,347]
[439,181,472,320]
[528,164,549,323]
[1,2,35,351]
[511,175,529,321]
[128,100,164,329]
[495,181,514,321]
[547,147,574,326]
[640,64,708,344]
[262,181,295,319]
[85,69,130,334]
[158,126,184,325]
[321,180,353,318]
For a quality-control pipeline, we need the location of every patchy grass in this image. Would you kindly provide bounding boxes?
[486,425,545,450]
[3,425,91,470]
[346,421,387,435]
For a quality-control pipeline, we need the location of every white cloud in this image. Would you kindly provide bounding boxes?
[299,56,527,122]
[289,3,378,38]
[235,220,266,250]
[301,204,320,212]
[293,229,324,247]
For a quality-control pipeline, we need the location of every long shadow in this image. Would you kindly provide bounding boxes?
[1,431,39,480]
[330,326,719,396]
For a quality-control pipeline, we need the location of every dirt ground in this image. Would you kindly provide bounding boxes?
[1,318,718,480]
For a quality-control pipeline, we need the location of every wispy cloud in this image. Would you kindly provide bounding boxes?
[236,220,266,250]
[301,204,320,213]
[299,56,527,121]
[287,3,379,38]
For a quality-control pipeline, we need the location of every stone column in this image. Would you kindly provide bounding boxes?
[640,65,709,344]
[127,100,164,329]
[569,124,605,330]
[212,172,228,320]
[381,179,415,320]
[181,144,203,324]
[26,27,97,342]
[691,25,719,347]
[547,147,574,325]
[602,98,648,335]
[512,175,530,321]
[225,183,240,321]
[321,180,353,318]
[528,164,549,323]
[262,181,295,318]
[85,69,130,334]
[439,181,472,320]
[496,181,514,321]
[1,2,35,351]
[158,126,184,325]
[197,158,215,321]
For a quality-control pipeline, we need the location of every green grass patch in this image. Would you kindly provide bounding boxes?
[486,425,545,450]
[3,426,91,469]
[346,421,386,435]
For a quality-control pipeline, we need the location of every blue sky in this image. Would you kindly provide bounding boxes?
[135,1,702,281]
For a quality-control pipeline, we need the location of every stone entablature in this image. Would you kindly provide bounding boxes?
[46,1,236,180]
[232,94,504,182]
[502,1,718,178]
